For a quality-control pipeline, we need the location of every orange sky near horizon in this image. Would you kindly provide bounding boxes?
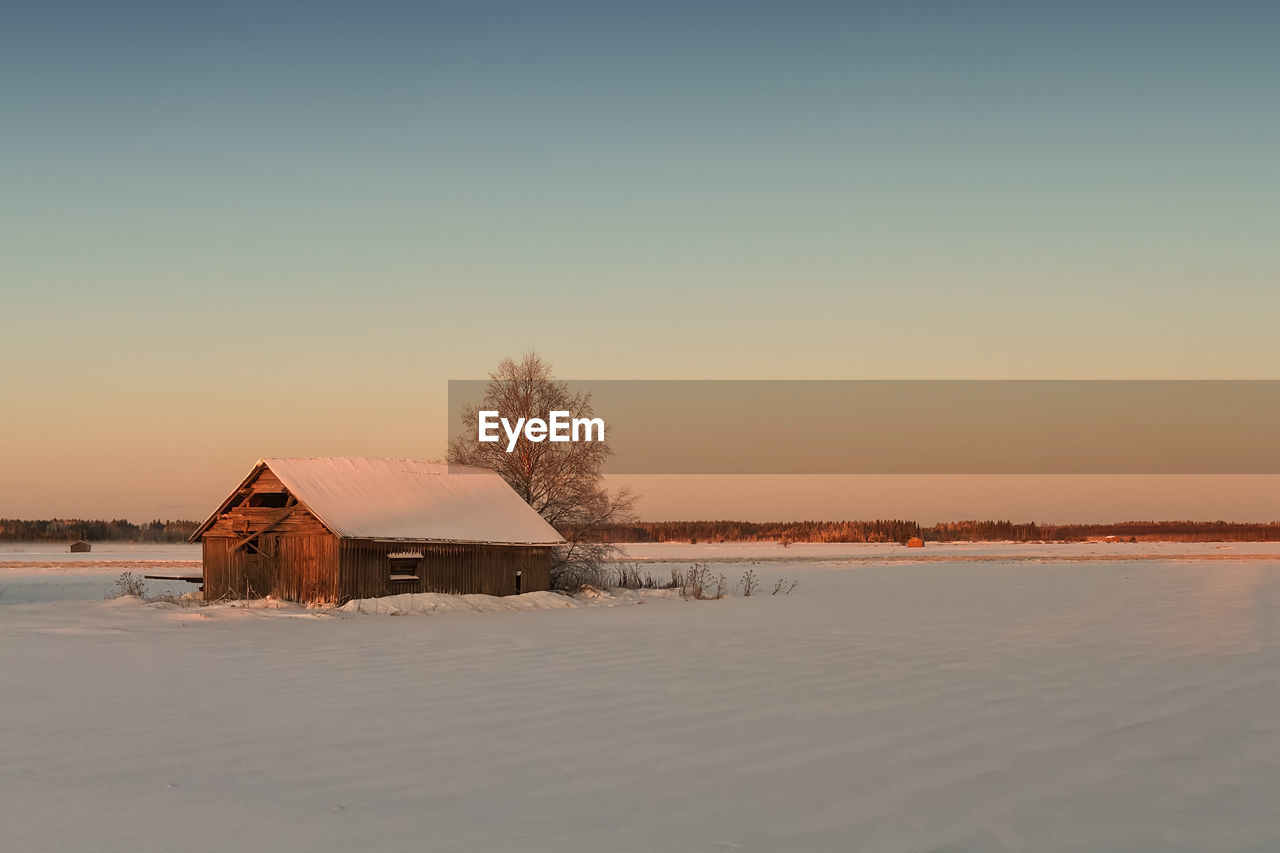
[3,414,1278,526]
[2,383,1278,524]
[4,376,1280,524]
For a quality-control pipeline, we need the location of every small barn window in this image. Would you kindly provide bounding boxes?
[248,492,290,508]
[388,552,422,583]
[515,570,522,593]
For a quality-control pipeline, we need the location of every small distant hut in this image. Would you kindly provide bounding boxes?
[69,540,92,553]
[906,536,924,548]
[189,457,564,604]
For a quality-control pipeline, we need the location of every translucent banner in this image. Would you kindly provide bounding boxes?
[447,380,1280,474]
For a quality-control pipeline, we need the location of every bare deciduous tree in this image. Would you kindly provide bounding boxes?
[447,352,636,589]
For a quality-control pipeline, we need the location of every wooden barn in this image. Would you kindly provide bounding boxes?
[69,540,92,553]
[189,457,563,604]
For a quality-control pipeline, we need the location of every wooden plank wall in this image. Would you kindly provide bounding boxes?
[271,534,340,602]
[202,535,277,600]
[202,534,340,602]
[202,536,236,599]
[340,540,552,601]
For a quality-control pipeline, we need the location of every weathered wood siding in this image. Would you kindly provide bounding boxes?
[202,536,261,599]
[202,469,329,538]
[270,534,340,602]
[201,534,340,602]
[339,540,552,601]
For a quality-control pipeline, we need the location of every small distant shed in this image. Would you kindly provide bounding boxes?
[70,540,92,553]
[906,536,924,548]
[189,457,564,604]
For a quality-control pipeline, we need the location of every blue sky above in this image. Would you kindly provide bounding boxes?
[3,1,1278,519]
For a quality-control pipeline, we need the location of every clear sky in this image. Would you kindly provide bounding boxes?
[2,2,1278,522]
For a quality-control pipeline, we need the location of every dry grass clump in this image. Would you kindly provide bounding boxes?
[611,563,800,600]
[109,571,148,599]
[613,562,668,589]
[772,578,799,595]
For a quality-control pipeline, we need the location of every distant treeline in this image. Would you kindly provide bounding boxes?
[5,516,1279,545]
[0,518,199,543]
[928,520,1280,543]
[580,519,923,544]
[575,519,1280,544]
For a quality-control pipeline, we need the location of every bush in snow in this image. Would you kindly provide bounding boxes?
[670,563,716,599]
[772,578,799,595]
[110,572,148,599]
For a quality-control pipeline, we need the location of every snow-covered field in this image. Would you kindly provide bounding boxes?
[4,544,1280,851]
[615,539,1280,562]
[0,543,201,604]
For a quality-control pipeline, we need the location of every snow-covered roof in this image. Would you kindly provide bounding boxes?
[196,457,564,546]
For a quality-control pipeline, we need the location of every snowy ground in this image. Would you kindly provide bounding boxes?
[615,539,1280,562]
[0,542,200,604]
[3,544,1280,851]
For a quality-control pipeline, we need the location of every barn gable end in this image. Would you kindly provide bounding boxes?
[194,463,340,601]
